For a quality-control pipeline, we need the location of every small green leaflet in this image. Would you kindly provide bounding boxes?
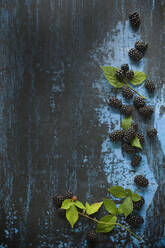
[85,202,103,215]
[108,186,127,198]
[103,199,117,215]
[101,66,125,88]
[74,201,86,209]
[130,71,147,86]
[131,136,142,149]
[121,116,132,131]
[96,215,117,233]
[61,199,74,210]
[132,192,141,202]
[121,197,133,218]
[66,205,79,228]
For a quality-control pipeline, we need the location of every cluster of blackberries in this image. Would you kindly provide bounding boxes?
[129,41,147,62]
[115,64,134,82]
[133,96,154,119]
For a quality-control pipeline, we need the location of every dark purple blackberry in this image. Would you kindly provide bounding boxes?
[126,70,134,80]
[115,69,125,81]
[124,127,136,142]
[122,87,133,99]
[128,48,143,62]
[122,143,138,154]
[131,123,138,132]
[133,196,145,210]
[147,128,157,138]
[126,214,144,227]
[145,80,155,93]
[57,208,66,217]
[108,97,122,108]
[133,97,145,109]
[121,64,129,72]
[129,12,141,28]
[139,106,154,118]
[135,41,148,53]
[131,155,142,167]
[137,132,145,145]
[120,105,132,116]
[134,175,149,187]
[54,194,65,208]
[110,130,124,142]
[65,191,73,199]
[87,230,97,243]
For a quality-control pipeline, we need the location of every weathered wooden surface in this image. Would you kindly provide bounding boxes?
[0,0,164,247]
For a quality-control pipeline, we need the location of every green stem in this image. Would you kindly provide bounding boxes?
[126,83,147,100]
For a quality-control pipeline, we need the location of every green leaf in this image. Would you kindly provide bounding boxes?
[74,201,86,209]
[85,202,103,215]
[96,215,117,233]
[117,204,124,215]
[61,199,74,210]
[103,199,117,215]
[130,71,147,86]
[132,192,141,202]
[121,197,133,218]
[121,116,132,131]
[131,136,142,149]
[66,205,79,228]
[125,188,133,198]
[108,186,127,198]
[101,66,125,88]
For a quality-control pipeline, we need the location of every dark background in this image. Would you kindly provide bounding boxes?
[0,0,165,247]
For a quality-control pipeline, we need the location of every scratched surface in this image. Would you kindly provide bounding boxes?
[0,0,164,247]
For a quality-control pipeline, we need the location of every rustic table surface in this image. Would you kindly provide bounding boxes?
[0,0,165,247]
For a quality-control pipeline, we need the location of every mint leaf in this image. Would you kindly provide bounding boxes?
[132,192,141,202]
[96,215,117,233]
[85,202,103,215]
[103,199,117,215]
[74,201,86,209]
[108,186,127,198]
[101,66,125,88]
[61,199,74,210]
[121,116,132,131]
[121,197,133,218]
[130,71,147,86]
[131,136,142,149]
[125,188,133,198]
[66,205,79,228]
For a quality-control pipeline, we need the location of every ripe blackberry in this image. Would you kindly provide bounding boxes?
[131,155,142,167]
[65,191,73,199]
[54,194,65,208]
[134,175,149,187]
[110,130,124,142]
[122,87,133,99]
[131,123,138,132]
[121,64,129,72]
[120,105,132,116]
[126,214,144,227]
[87,230,97,243]
[133,196,145,210]
[135,41,148,53]
[122,143,138,154]
[128,48,143,62]
[124,127,136,142]
[147,128,157,138]
[133,97,145,109]
[115,69,125,81]
[139,106,153,118]
[129,12,140,27]
[108,97,122,108]
[137,132,144,144]
[126,70,134,80]
[145,80,155,93]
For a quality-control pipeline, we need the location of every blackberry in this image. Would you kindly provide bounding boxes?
[54,194,65,208]
[145,80,155,93]
[147,128,157,138]
[115,69,125,81]
[120,105,132,116]
[126,214,144,227]
[108,97,122,108]
[133,97,145,109]
[65,191,73,199]
[121,64,129,72]
[122,143,138,154]
[110,130,124,142]
[128,48,143,62]
[137,132,145,144]
[124,127,136,142]
[135,41,148,53]
[131,123,138,132]
[129,12,141,28]
[122,86,133,99]
[126,70,134,80]
[133,196,145,210]
[131,155,142,167]
[139,106,153,118]
[134,175,149,187]
[87,230,97,243]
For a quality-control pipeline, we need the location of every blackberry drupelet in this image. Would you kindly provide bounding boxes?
[134,175,149,187]
[124,127,136,142]
[108,97,122,108]
[129,12,141,27]
[147,128,157,138]
[87,230,97,243]
[133,97,145,109]
[131,123,138,132]
[110,130,124,142]
[131,155,142,167]
[121,64,129,72]
[122,143,138,154]
[65,191,73,199]
[115,69,125,81]
[137,132,145,144]
[126,70,134,80]
[120,105,132,116]
[135,41,148,52]
[128,48,143,62]
[133,196,145,210]
[126,214,144,227]
[145,80,155,93]
[54,194,65,208]
[122,87,133,99]
[139,106,153,118]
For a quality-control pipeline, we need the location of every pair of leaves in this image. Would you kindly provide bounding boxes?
[101,66,146,88]
[96,215,117,233]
